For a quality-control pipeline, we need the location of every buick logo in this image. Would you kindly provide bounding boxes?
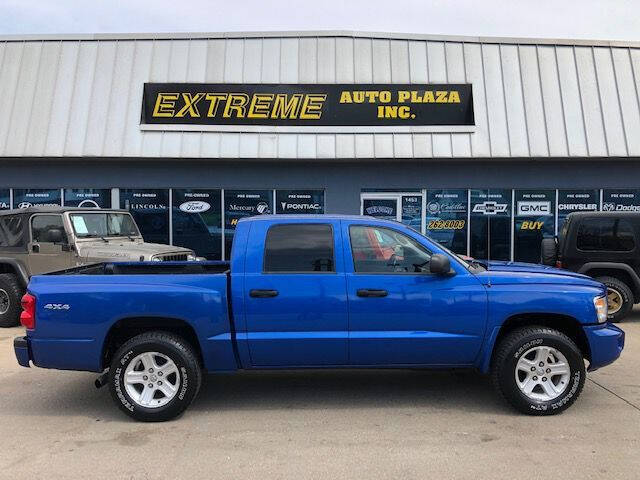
[179,201,211,213]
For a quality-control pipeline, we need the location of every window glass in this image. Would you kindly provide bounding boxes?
[69,213,138,238]
[275,190,324,214]
[557,189,598,230]
[577,218,635,252]
[224,190,273,259]
[64,189,111,208]
[13,189,61,209]
[514,190,555,263]
[350,225,432,273]
[0,215,26,247]
[362,198,397,220]
[172,189,222,260]
[401,195,423,232]
[264,224,334,272]
[0,189,9,210]
[119,189,169,244]
[470,189,512,261]
[426,189,468,254]
[602,189,640,213]
[31,215,67,243]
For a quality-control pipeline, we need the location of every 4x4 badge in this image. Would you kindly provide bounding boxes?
[44,303,70,311]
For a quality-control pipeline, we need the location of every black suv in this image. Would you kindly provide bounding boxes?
[541,211,640,322]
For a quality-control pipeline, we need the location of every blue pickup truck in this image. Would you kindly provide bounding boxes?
[14,215,624,421]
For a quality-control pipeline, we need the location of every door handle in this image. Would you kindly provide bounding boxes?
[250,289,279,298]
[357,289,388,298]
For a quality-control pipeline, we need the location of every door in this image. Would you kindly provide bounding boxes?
[243,220,348,366]
[344,222,487,366]
[361,192,425,233]
[27,214,73,274]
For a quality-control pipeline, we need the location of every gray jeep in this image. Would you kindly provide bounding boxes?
[0,206,197,327]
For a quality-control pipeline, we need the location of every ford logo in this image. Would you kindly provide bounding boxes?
[179,201,211,213]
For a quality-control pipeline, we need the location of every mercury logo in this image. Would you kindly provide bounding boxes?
[256,202,270,214]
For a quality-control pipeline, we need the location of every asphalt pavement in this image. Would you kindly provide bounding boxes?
[1,313,639,480]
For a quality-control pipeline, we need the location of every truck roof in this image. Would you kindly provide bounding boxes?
[0,206,129,216]
[239,214,379,222]
[567,211,640,218]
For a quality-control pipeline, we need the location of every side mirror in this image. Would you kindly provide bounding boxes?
[47,228,63,244]
[429,253,452,275]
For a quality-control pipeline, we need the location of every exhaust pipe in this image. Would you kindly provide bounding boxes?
[94,372,109,389]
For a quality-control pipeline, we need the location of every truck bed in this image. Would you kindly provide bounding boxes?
[47,261,231,276]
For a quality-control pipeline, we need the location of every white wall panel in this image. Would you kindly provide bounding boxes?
[537,46,568,156]
[64,42,98,156]
[612,48,640,155]
[518,45,549,157]
[1,33,638,160]
[556,46,588,156]
[593,47,628,156]
[25,41,61,156]
[5,42,41,156]
[574,47,607,156]
[0,42,24,155]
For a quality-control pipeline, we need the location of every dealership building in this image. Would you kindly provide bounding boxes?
[1,30,640,262]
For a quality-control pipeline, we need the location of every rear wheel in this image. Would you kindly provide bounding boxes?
[595,276,633,323]
[108,331,202,422]
[492,326,585,415]
[0,273,23,328]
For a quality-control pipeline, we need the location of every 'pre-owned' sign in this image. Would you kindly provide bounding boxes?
[141,83,474,132]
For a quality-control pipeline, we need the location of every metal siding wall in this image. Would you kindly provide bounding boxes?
[1,34,639,159]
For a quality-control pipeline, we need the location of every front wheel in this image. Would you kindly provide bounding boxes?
[492,326,585,415]
[108,331,202,422]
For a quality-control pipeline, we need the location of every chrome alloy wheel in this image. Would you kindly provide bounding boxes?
[606,288,623,315]
[0,288,9,315]
[124,352,180,408]
[515,346,571,401]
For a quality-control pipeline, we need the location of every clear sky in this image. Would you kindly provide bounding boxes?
[1,0,638,42]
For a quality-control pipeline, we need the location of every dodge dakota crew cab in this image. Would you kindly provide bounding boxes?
[14,215,624,421]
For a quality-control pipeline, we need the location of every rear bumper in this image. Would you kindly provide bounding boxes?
[584,323,625,371]
[14,336,31,367]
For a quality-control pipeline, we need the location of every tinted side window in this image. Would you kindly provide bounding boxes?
[264,224,334,272]
[576,218,635,252]
[31,215,67,243]
[350,225,432,273]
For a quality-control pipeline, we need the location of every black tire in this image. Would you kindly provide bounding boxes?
[108,331,202,422]
[0,273,23,328]
[595,276,633,323]
[540,238,558,266]
[491,326,586,415]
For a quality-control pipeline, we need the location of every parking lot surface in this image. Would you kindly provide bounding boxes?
[1,314,639,480]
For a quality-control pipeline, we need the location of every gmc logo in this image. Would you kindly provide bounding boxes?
[517,201,551,216]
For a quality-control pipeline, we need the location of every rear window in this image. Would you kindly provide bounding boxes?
[264,224,334,272]
[0,215,26,248]
[576,218,635,252]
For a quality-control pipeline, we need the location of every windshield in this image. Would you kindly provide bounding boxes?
[69,213,140,238]
[412,229,472,270]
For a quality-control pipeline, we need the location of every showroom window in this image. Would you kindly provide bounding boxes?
[172,189,222,260]
[275,189,325,214]
[120,189,170,245]
[264,224,334,272]
[557,189,599,230]
[425,189,468,255]
[12,189,62,209]
[602,189,640,213]
[64,189,112,208]
[514,190,555,263]
[0,189,9,210]
[402,195,423,232]
[224,190,273,259]
[470,189,512,261]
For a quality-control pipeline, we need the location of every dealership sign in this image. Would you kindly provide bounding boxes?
[141,83,474,132]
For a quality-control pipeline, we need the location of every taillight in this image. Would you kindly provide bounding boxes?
[20,293,36,329]
[555,260,563,269]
